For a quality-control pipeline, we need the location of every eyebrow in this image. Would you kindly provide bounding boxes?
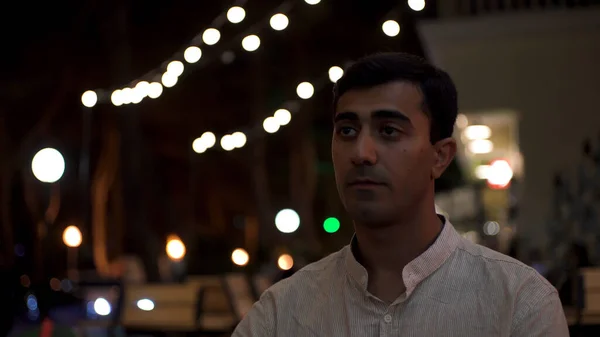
[334,109,412,125]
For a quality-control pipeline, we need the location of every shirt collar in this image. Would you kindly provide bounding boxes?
[344,216,461,298]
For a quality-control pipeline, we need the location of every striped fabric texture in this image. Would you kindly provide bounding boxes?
[233,220,569,336]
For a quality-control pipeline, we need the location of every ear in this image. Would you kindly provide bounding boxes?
[431,137,457,179]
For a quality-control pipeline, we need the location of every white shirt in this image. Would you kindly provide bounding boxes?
[233,219,569,336]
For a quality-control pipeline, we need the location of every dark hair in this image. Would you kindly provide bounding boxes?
[333,52,458,143]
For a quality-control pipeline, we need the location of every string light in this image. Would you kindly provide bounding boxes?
[274,109,292,126]
[90,2,348,108]
[202,28,221,45]
[242,35,261,52]
[227,6,246,24]
[184,46,202,64]
[92,2,418,155]
[161,73,178,88]
[81,90,97,108]
[111,90,123,106]
[270,13,289,31]
[328,66,344,83]
[296,82,315,99]
[382,20,400,37]
[167,61,184,77]
[263,117,280,134]
[221,135,236,151]
[147,82,163,99]
[121,88,133,104]
[408,0,426,11]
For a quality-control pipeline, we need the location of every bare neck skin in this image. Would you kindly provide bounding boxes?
[353,199,444,302]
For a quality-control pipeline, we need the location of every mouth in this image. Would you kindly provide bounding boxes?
[348,179,385,187]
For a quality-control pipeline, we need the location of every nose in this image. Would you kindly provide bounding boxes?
[351,132,377,166]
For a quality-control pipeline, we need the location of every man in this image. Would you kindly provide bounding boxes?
[233,52,568,336]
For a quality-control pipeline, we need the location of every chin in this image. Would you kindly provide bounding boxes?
[346,203,395,228]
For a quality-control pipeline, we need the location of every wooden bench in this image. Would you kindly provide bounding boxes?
[121,282,203,331]
[119,275,255,334]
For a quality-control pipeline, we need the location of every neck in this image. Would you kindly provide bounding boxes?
[353,203,443,275]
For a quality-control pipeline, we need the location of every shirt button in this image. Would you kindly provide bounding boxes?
[384,314,392,323]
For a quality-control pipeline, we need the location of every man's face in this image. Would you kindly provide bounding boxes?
[332,81,447,226]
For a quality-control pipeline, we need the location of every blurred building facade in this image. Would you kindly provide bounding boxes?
[419,2,600,251]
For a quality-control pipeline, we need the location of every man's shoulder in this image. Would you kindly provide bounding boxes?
[455,239,556,295]
[265,247,346,298]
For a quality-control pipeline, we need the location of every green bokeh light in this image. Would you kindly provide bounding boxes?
[323,217,340,233]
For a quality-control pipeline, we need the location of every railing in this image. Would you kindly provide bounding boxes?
[439,0,599,18]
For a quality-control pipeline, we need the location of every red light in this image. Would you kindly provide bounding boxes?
[486,159,513,189]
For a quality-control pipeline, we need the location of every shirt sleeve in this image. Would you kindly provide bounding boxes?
[232,291,276,337]
[511,290,569,337]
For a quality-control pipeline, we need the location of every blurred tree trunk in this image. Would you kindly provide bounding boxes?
[105,1,160,281]
[90,121,120,276]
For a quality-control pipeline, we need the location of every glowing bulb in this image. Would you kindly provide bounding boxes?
[328,66,344,83]
[296,82,314,99]
[192,138,207,154]
[270,13,289,31]
[464,125,491,140]
[130,88,144,104]
[468,139,494,154]
[111,90,123,106]
[304,0,321,4]
[231,248,249,266]
[275,209,300,233]
[382,20,400,37]
[31,148,65,183]
[167,61,184,77]
[277,254,294,271]
[242,35,261,52]
[147,82,163,99]
[166,236,186,260]
[134,81,150,98]
[274,109,292,126]
[184,46,202,64]
[408,0,426,12]
[227,6,246,24]
[81,90,97,108]
[62,226,82,248]
[221,135,236,151]
[161,72,178,88]
[137,299,155,311]
[202,28,221,45]
[94,298,111,316]
[201,131,216,148]
[121,88,134,104]
[487,160,513,188]
[231,131,247,148]
[263,117,280,134]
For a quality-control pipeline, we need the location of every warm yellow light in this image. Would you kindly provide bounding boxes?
[63,226,82,248]
[277,254,294,271]
[32,148,65,183]
[81,90,98,108]
[270,13,289,31]
[166,235,186,260]
[231,248,249,266]
[382,20,400,37]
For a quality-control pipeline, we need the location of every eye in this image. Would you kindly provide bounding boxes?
[380,126,400,137]
[336,126,358,138]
